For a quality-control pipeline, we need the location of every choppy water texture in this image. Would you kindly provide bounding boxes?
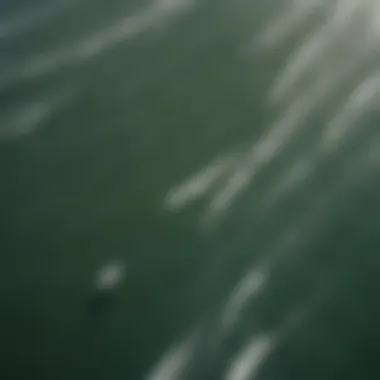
[2,0,380,379]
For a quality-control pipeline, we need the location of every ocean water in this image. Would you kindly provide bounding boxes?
[1,0,380,379]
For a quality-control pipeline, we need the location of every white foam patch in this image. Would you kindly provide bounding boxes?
[3,0,195,85]
[94,260,127,291]
[145,332,196,380]
[224,335,274,380]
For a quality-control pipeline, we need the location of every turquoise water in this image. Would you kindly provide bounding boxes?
[2,1,380,379]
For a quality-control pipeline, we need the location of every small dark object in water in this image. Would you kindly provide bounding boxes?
[87,290,117,316]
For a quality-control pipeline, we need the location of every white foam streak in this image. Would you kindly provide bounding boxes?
[263,155,315,209]
[4,0,194,84]
[269,26,330,103]
[164,154,237,212]
[220,137,380,353]
[205,92,314,216]
[224,335,274,380]
[0,88,74,140]
[209,60,341,214]
[163,0,380,228]
[216,22,380,213]
[145,333,196,380]
[222,269,268,330]
[223,136,380,331]
[323,72,380,150]
[221,218,311,332]
[268,0,377,104]
[0,0,74,40]
[272,137,380,243]
[203,53,375,222]
[331,0,365,26]
[257,0,322,49]
[368,0,380,36]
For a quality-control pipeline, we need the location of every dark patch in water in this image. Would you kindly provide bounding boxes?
[87,290,118,319]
